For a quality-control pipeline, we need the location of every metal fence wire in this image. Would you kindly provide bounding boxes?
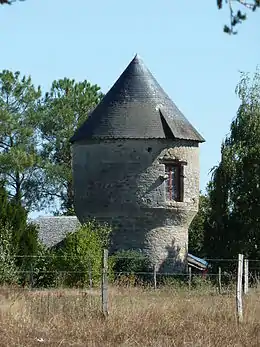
[1,254,258,292]
[0,252,254,323]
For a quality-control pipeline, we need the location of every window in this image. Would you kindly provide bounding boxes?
[164,163,184,202]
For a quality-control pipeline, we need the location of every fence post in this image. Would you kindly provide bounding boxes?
[236,253,244,324]
[153,264,157,290]
[188,266,192,291]
[102,249,109,317]
[218,267,222,294]
[244,258,249,295]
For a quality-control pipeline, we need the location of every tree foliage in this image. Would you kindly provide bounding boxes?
[0,70,42,210]
[0,223,18,284]
[188,194,211,257]
[54,221,112,287]
[112,249,150,275]
[0,69,104,215]
[189,69,260,261]
[205,68,260,259]
[1,1,259,35]
[0,0,23,4]
[0,183,39,283]
[38,78,103,214]
[218,0,260,34]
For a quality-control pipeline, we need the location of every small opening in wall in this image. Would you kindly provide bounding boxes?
[147,147,152,153]
[164,162,184,202]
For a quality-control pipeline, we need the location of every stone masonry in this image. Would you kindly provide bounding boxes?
[70,55,205,272]
[72,139,199,272]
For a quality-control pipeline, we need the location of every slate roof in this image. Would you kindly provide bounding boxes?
[70,54,205,143]
[33,216,81,248]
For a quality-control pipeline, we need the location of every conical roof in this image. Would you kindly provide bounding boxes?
[70,55,205,143]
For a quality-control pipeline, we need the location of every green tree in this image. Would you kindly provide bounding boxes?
[205,68,260,260]
[218,0,260,34]
[188,193,211,257]
[0,70,42,211]
[0,223,19,284]
[39,78,103,214]
[0,182,39,278]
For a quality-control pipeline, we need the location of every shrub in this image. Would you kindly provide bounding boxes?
[158,274,187,288]
[54,220,112,287]
[0,184,40,280]
[30,244,58,288]
[0,184,41,285]
[0,224,19,284]
[111,249,151,286]
[191,274,213,290]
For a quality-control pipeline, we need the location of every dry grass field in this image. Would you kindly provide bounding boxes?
[0,285,260,347]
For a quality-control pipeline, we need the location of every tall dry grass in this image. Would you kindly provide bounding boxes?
[0,285,260,346]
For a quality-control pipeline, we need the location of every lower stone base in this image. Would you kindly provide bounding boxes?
[79,209,194,274]
[143,225,188,273]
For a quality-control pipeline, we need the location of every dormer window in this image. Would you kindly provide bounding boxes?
[164,161,185,202]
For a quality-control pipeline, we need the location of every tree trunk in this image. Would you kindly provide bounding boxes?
[62,179,75,215]
[14,172,22,204]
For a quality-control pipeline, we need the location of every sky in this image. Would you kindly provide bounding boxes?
[0,0,259,218]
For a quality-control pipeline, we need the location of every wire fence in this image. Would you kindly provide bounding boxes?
[4,253,260,292]
[0,252,258,322]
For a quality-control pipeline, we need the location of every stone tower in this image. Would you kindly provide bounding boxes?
[70,55,205,272]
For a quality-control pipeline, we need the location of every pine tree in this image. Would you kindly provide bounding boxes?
[0,182,39,268]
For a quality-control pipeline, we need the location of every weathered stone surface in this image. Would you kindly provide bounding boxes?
[34,216,80,248]
[72,139,200,272]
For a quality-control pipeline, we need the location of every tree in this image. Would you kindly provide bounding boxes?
[1,1,259,35]
[218,0,260,34]
[39,78,103,215]
[0,0,20,4]
[188,193,211,257]
[0,186,19,284]
[0,182,39,273]
[205,68,260,259]
[0,70,42,211]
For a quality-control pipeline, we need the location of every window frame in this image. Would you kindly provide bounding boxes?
[162,160,186,202]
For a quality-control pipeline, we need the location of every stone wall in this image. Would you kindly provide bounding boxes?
[72,139,200,272]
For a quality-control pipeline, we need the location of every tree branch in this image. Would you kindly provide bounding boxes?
[0,0,24,4]
[41,188,63,199]
[223,0,260,34]
[236,0,256,10]
[0,140,11,149]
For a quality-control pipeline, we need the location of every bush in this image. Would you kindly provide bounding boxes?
[0,184,40,282]
[191,274,213,290]
[29,244,58,288]
[158,274,187,288]
[0,224,19,284]
[54,221,112,287]
[111,249,151,286]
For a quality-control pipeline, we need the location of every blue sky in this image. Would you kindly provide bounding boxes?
[0,0,259,217]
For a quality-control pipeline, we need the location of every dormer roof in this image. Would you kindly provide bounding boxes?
[70,55,205,143]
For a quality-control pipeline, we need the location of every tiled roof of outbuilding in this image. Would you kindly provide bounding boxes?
[34,216,80,248]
